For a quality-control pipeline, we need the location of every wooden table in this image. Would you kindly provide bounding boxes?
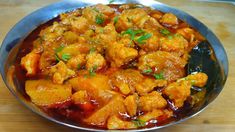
[0,0,234,131]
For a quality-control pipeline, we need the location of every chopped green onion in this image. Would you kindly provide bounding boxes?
[122,29,133,38]
[55,54,60,62]
[168,35,173,39]
[160,28,170,36]
[89,65,98,76]
[137,33,152,44]
[134,30,145,35]
[89,47,96,53]
[143,68,153,74]
[132,119,146,127]
[84,74,89,78]
[99,28,104,33]
[96,14,104,25]
[61,53,71,61]
[89,72,96,76]
[113,16,119,24]
[54,45,65,62]
[122,28,144,40]
[153,72,164,80]
[55,45,64,53]
[77,64,81,70]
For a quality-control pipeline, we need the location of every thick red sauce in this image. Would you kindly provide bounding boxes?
[12,4,203,130]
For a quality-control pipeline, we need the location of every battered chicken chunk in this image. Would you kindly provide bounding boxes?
[186,72,208,87]
[115,8,149,31]
[138,51,186,71]
[176,27,195,42]
[94,4,115,16]
[107,42,138,67]
[138,51,187,81]
[40,22,68,42]
[160,34,188,55]
[136,30,160,52]
[135,79,167,95]
[82,7,100,24]
[160,13,178,27]
[124,94,138,116]
[66,54,86,70]
[21,51,40,76]
[93,24,118,49]
[110,69,143,94]
[49,61,76,84]
[164,80,191,108]
[86,52,106,70]
[139,91,167,112]
[70,17,89,34]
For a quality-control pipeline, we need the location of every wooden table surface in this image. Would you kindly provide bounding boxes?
[0,0,234,132]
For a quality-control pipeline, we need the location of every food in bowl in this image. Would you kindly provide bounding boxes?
[13,3,208,130]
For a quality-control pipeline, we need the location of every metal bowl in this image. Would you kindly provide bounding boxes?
[0,0,228,131]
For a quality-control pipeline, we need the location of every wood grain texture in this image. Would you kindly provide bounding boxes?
[0,0,234,132]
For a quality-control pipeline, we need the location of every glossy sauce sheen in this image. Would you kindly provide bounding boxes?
[13,4,208,130]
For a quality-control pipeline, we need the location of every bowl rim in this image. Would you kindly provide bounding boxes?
[0,0,229,131]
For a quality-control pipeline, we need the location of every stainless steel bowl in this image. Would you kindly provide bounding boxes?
[0,0,228,131]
